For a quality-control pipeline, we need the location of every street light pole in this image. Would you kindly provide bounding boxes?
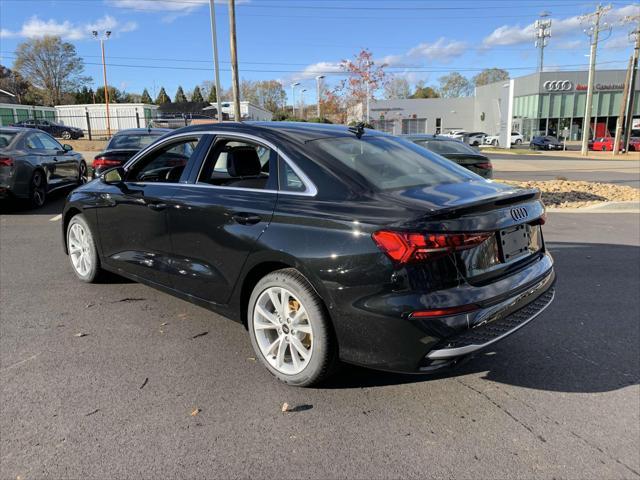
[301,89,307,120]
[208,0,223,122]
[93,30,112,137]
[228,0,241,122]
[622,17,640,152]
[291,82,300,117]
[579,3,612,156]
[315,75,325,119]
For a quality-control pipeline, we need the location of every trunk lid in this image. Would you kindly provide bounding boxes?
[379,180,546,285]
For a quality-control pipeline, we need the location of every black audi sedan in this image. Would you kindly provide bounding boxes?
[530,135,564,151]
[92,128,171,177]
[403,134,493,178]
[62,122,555,386]
[1,127,87,207]
[11,119,84,140]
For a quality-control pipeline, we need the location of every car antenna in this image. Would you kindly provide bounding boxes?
[348,122,365,139]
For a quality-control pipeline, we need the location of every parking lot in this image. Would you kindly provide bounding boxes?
[1,174,639,479]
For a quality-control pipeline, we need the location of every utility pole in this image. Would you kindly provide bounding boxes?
[622,15,640,152]
[300,89,307,120]
[315,75,325,119]
[535,12,552,72]
[93,30,112,137]
[580,4,612,156]
[291,82,300,117]
[613,56,633,156]
[228,0,241,122]
[208,0,223,122]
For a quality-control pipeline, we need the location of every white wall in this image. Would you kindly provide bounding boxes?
[54,103,159,135]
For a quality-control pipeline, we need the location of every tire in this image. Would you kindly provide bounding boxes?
[67,214,102,283]
[248,268,338,387]
[61,130,72,140]
[515,138,522,145]
[77,161,88,186]
[601,146,607,151]
[491,139,498,146]
[29,170,47,208]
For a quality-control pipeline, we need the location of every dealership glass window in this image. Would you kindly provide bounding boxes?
[371,119,395,134]
[550,94,562,118]
[539,94,550,118]
[574,93,586,118]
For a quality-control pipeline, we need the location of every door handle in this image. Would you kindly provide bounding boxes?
[232,213,262,225]
[147,203,168,211]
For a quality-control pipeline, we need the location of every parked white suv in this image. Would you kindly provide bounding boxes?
[484,131,524,147]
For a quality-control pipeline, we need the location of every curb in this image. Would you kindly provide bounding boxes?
[547,201,640,213]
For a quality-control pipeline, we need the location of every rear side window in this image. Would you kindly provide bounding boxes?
[278,157,305,192]
[109,134,161,150]
[0,132,17,148]
[309,135,477,191]
[198,138,276,191]
[126,136,202,183]
[414,139,478,155]
[35,133,62,150]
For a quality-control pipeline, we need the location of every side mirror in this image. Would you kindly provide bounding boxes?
[102,166,125,184]
[63,144,73,152]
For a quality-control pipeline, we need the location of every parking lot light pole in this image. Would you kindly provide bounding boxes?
[301,89,307,119]
[315,75,325,119]
[208,0,223,122]
[291,82,300,117]
[93,30,112,137]
[228,0,241,122]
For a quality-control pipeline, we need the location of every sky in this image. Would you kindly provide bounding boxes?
[0,0,638,105]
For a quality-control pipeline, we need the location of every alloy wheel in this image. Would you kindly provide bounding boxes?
[62,131,71,140]
[31,172,46,207]
[253,286,314,375]
[68,222,92,277]
[78,162,88,185]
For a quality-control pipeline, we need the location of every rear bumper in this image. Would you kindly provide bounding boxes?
[331,253,555,373]
[426,278,555,360]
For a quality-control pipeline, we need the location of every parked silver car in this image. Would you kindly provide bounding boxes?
[0,127,87,208]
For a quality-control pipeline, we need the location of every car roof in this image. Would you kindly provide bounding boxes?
[169,121,392,143]
[113,128,172,135]
[402,134,463,142]
[0,126,31,133]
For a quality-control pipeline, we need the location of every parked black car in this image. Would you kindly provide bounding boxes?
[10,119,84,140]
[62,122,555,386]
[403,134,493,178]
[530,136,563,150]
[92,128,171,177]
[0,127,87,207]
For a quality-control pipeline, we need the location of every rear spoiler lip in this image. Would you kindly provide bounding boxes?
[406,187,542,223]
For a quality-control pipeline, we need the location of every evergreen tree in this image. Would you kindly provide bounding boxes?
[174,86,187,103]
[155,87,171,104]
[191,85,204,103]
[207,84,217,103]
[141,88,153,104]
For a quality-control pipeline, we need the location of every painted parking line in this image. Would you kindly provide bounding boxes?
[49,214,62,222]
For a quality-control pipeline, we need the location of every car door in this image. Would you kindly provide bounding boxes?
[23,132,63,187]
[166,134,280,304]
[95,134,206,286]
[34,132,77,183]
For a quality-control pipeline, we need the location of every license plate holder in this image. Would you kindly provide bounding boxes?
[499,224,531,262]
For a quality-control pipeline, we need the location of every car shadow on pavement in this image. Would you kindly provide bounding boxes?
[323,242,640,394]
[0,189,69,216]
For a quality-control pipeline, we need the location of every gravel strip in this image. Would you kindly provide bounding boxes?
[495,179,640,208]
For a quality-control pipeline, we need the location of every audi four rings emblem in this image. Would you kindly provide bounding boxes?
[510,207,528,221]
[544,80,573,91]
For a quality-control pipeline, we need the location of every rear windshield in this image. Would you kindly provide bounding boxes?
[412,138,478,155]
[0,132,17,149]
[309,135,478,191]
[108,133,162,150]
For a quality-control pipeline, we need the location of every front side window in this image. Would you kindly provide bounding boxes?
[309,135,477,191]
[126,136,202,183]
[35,132,62,150]
[197,138,275,190]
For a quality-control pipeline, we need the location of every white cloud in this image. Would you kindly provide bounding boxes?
[483,4,639,47]
[604,35,634,50]
[382,38,467,66]
[3,15,137,40]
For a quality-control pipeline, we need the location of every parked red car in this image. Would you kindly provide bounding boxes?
[592,137,640,152]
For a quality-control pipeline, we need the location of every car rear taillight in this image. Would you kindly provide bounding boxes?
[477,162,492,170]
[93,158,122,169]
[372,230,492,264]
[0,157,14,167]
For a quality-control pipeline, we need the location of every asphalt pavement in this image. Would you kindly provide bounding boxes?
[1,194,639,479]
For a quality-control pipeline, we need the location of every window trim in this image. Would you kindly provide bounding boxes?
[123,130,317,197]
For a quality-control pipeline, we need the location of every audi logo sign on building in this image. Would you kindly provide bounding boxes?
[543,80,573,91]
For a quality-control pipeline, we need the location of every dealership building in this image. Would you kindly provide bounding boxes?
[352,69,640,143]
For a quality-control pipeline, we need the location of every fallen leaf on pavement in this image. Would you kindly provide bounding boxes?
[74,332,87,337]
[161,322,168,326]
[247,357,256,362]
[281,402,290,412]
[190,408,201,416]
[191,331,208,339]
[140,377,148,390]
